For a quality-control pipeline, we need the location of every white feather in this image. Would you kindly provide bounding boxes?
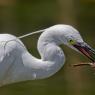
[0,25,84,86]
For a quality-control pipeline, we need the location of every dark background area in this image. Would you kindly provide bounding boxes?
[0,0,95,95]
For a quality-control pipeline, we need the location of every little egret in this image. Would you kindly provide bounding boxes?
[0,24,95,87]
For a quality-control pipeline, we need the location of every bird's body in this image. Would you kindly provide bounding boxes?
[0,34,28,86]
[0,27,65,86]
[0,24,95,87]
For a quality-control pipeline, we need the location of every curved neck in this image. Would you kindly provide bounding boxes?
[29,30,65,79]
[22,30,65,79]
[22,45,65,79]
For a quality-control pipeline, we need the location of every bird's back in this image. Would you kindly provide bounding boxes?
[0,34,27,85]
[0,34,16,41]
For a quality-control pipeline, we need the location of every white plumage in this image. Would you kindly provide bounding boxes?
[0,24,94,87]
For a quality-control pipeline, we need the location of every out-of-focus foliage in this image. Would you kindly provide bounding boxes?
[0,0,95,95]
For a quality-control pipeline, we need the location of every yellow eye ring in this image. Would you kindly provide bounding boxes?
[69,39,76,45]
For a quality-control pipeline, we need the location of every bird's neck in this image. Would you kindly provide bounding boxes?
[21,31,65,80]
[37,30,65,62]
[38,42,65,62]
[27,31,65,79]
[22,45,65,80]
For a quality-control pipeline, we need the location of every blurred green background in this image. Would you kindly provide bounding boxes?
[0,0,95,95]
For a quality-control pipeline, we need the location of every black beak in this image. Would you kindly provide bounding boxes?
[73,42,95,62]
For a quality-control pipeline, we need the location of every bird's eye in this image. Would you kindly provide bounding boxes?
[69,39,75,45]
[69,39,73,42]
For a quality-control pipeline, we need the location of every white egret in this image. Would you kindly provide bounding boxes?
[0,24,95,87]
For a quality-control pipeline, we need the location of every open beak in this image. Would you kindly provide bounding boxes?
[73,42,95,62]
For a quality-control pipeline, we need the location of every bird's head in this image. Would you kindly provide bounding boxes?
[47,25,95,62]
[56,24,95,62]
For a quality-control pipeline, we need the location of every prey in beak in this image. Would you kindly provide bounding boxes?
[73,42,95,67]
